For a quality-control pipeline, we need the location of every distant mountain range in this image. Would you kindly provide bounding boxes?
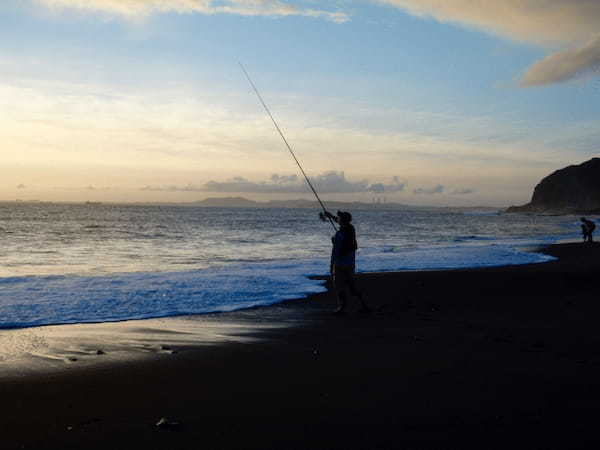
[192,196,402,210]
[191,196,498,212]
[3,198,501,212]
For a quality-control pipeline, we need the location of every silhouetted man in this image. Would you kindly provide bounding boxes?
[323,210,369,314]
[581,217,596,243]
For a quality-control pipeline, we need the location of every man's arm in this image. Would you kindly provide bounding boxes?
[324,211,339,223]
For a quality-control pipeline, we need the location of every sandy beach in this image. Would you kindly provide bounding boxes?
[2,242,600,449]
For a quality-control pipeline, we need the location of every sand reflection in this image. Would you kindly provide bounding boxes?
[0,315,282,378]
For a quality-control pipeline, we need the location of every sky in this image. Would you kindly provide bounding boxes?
[1,0,599,207]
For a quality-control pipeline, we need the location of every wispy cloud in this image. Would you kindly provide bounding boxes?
[375,0,600,86]
[36,0,349,22]
[85,185,111,191]
[413,184,444,195]
[451,188,476,195]
[521,36,600,87]
[0,74,572,204]
[142,171,406,194]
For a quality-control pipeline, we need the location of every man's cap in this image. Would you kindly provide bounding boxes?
[337,210,352,222]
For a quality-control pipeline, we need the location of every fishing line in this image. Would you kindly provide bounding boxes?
[239,62,337,232]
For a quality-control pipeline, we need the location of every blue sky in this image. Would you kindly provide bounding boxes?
[1,0,599,206]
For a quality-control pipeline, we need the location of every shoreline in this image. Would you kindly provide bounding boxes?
[3,241,600,449]
[0,241,557,376]
[0,238,558,331]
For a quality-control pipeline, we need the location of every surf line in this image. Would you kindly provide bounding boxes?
[239,62,337,232]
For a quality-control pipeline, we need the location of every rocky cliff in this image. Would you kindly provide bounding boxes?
[507,158,600,214]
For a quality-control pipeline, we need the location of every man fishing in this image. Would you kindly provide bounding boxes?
[581,217,596,243]
[322,210,369,314]
[240,65,369,314]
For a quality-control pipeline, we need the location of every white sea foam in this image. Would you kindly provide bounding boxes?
[0,241,557,330]
[358,242,555,272]
[0,262,326,329]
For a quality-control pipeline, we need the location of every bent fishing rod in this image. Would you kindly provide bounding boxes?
[239,63,337,232]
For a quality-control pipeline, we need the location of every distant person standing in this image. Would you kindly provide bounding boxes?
[323,210,369,314]
[581,217,596,243]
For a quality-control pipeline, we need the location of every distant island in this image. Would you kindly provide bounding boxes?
[507,158,600,214]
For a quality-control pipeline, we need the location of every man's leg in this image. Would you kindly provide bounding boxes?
[347,271,370,312]
[332,265,348,313]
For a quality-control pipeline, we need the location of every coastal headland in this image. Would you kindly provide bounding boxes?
[2,242,600,449]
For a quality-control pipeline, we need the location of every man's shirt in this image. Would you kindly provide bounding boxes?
[332,224,357,267]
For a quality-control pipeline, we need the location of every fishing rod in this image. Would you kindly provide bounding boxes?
[239,62,337,232]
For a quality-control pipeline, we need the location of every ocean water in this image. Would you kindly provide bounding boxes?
[0,202,588,329]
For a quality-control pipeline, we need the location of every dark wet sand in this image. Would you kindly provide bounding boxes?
[3,242,600,449]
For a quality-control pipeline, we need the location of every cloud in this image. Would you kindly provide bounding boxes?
[375,0,600,85]
[413,184,444,195]
[141,183,203,192]
[142,171,406,194]
[37,0,349,22]
[84,185,111,191]
[451,188,476,195]
[521,36,600,86]
[367,176,406,193]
